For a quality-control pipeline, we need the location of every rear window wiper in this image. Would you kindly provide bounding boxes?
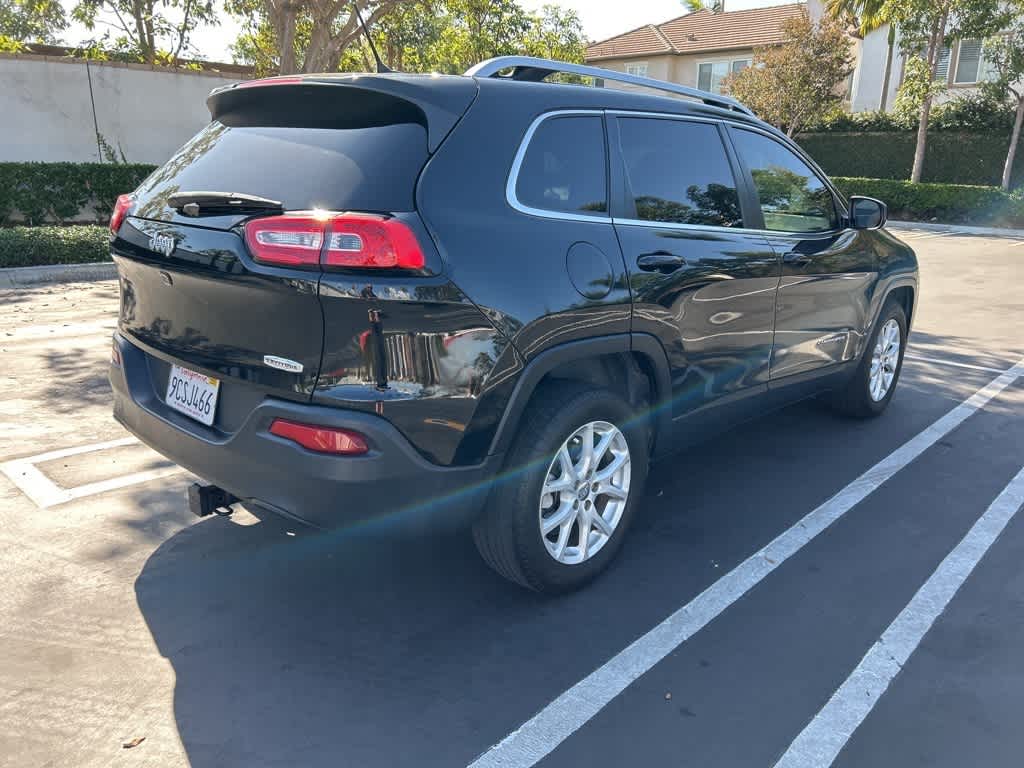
[167,191,284,217]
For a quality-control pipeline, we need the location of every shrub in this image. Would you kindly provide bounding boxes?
[0,226,112,268]
[833,177,1024,227]
[806,109,905,133]
[930,92,1017,133]
[804,93,1016,134]
[0,163,155,225]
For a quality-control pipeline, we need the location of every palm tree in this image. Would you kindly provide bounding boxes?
[826,0,895,110]
[684,0,724,13]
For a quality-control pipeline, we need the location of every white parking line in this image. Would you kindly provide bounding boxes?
[900,232,950,241]
[774,464,1024,768]
[0,437,181,508]
[467,358,1024,768]
[903,353,1012,374]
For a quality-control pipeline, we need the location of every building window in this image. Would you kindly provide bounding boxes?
[954,39,994,84]
[697,59,751,94]
[625,62,649,78]
[934,45,951,81]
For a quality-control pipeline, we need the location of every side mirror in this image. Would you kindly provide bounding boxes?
[849,196,887,230]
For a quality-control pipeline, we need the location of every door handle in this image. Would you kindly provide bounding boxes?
[637,251,687,272]
[783,251,813,266]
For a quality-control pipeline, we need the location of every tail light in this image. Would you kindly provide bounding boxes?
[269,419,369,455]
[243,216,324,266]
[244,214,425,270]
[109,194,134,235]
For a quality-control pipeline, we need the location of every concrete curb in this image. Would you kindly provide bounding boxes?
[887,220,1024,239]
[0,262,117,289]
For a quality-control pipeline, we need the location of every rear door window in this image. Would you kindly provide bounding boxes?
[514,115,608,217]
[616,117,743,228]
[730,128,838,233]
[132,120,428,220]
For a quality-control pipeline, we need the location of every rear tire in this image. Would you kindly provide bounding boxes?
[472,382,649,593]
[830,298,907,418]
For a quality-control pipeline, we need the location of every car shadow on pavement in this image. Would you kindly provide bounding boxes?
[908,330,1022,374]
[131,345,1009,768]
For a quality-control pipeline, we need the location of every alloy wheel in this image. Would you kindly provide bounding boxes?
[869,318,901,402]
[538,420,631,565]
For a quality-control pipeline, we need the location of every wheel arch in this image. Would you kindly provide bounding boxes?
[886,283,916,330]
[486,334,672,458]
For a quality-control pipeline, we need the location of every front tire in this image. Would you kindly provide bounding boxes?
[830,298,907,418]
[472,382,649,593]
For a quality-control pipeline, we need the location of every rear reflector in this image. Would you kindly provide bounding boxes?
[244,213,425,270]
[269,418,369,455]
[109,194,134,235]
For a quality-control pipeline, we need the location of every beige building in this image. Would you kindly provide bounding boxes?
[584,2,1005,114]
[584,4,806,97]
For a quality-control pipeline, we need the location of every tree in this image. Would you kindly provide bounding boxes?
[0,0,66,48]
[367,0,444,71]
[228,0,409,75]
[884,0,1007,182]
[725,9,854,137]
[230,0,585,76]
[428,0,531,73]
[71,0,218,65]
[981,13,1024,189]
[520,4,585,63]
[682,0,723,13]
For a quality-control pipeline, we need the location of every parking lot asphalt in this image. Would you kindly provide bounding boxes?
[0,227,1021,768]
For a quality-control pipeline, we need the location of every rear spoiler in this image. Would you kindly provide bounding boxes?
[207,74,478,153]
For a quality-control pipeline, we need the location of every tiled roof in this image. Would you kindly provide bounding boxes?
[585,23,675,59]
[585,3,806,61]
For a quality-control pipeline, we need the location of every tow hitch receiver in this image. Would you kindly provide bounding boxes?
[188,483,238,517]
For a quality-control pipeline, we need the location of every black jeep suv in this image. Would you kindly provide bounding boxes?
[109,56,918,592]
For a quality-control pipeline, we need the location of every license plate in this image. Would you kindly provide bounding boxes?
[165,364,220,426]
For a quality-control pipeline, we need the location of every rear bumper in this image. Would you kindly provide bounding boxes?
[110,334,499,530]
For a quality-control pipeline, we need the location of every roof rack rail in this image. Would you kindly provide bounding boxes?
[464,55,755,117]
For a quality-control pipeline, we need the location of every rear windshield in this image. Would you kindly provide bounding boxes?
[132,120,428,218]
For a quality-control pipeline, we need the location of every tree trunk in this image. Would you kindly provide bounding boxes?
[879,25,895,112]
[1002,96,1024,191]
[143,9,156,64]
[910,96,932,182]
[910,12,947,183]
[304,18,334,72]
[129,0,153,64]
[276,1,297,74]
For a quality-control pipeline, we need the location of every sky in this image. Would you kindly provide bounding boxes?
[60,0,800,64]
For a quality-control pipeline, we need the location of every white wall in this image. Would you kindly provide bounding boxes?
[850,24,902,113]
[0,54,244,164]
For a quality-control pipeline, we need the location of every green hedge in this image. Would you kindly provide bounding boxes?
[797,132,1024,188]
[0,163,155,225]
[833,177,1024,227]
[0,226,112,268]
